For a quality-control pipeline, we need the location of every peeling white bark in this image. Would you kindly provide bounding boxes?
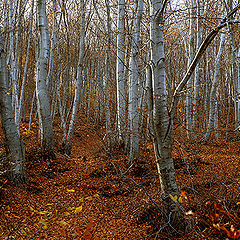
[116,0,126,143]
[36,0,54,156]
[206,29,226,139]
[0,30,26,186]
[129,0,143,161]
[150,0,179,197]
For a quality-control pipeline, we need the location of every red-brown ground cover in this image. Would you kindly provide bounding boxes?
[0,115,239,239]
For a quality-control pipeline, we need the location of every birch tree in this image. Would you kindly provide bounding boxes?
[205,28,226,139]
[150,0,180,222]
[0,29,26,187]
[63,0,86,155]
[186,0,195,136]
[193,0,202,127]
[149,0,240,229]
[129,0,143,161]
[46,0,57,89]
[116,0,126,144]
[105,0,112,148]
[36,0,55,157]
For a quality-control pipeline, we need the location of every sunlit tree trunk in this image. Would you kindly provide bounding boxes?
[63,0,86,155]
[105,0,112,148]
[46,0,57,89]
[150,0,179,200]
[186,0,195,136]
[16,0,34,131]
[116,0,126,144]
[205,28,226,139]
[193,0,202,128]
[36,0,55,157]
[146,54,153,136]
[129,0,143,161]
[149,1,240,229]
[9,0,22,123]
[0,30,26,187]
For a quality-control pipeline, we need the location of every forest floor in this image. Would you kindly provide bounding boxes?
[0,114,240,240]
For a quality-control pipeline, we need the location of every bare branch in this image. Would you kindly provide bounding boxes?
[170,4,240,117]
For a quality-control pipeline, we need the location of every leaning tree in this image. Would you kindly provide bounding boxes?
[149,0,240,229]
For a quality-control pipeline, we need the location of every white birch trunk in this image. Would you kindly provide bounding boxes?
[116,0,126,143]
[36,0,54,157]
[105,0,112,148]
[237,48,240,128]
[9,1,20,121]
[46,0,57,89]
[150,0,178,198]
[129,0,143,161]
[186,0,195,136]
[149,0,185,229]
[205,29,226,139]
[146,58,153,136]
[193,0,202,127]
[0,30,26,187]
[63,0,85,155]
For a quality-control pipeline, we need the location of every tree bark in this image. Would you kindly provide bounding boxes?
[116,0,126,144]
[0,30,26,187]
[63,0,86,155]
[129,0,143,161]
[36,0,55,158]
[186,0,195,136]
[205,28,226,139]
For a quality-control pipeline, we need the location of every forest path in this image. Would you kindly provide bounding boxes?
[0,119,146,240]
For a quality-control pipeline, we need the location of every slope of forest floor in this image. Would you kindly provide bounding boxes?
[0,115,240,239]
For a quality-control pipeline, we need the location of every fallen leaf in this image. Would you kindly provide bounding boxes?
[214,203,224,211]
[75,206,83,213]
[38,211,49,215]
[185,210,194,215]
[67,207,75,211]
[29,206,35,211]
[85,196,92,201]
[169,194,178,202]
[57,220,68,225]
[63,212,71,216]
[181,191,187,199]
[60,229,67,237]
[67,189,75,193]
[39,219,47,225]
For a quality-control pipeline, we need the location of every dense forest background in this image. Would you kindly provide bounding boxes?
[0,0,240,239]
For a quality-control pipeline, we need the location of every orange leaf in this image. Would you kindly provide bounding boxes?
[218,225,240,239]
[206,200,211,206]
[214,203,224,211]
[181,191,187,199]
[227,211,235,219]
[75,227,82,234]
[82,217,96,240]
[60,229,67,237]
[210,211,219,224]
